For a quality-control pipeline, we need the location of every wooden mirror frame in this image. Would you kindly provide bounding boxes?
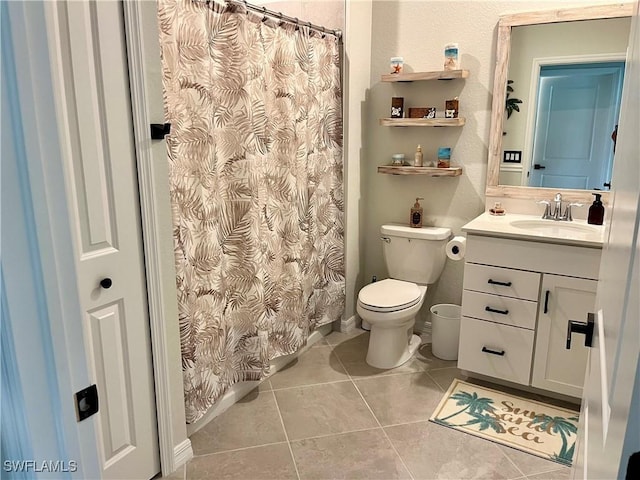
[486,3,633,204]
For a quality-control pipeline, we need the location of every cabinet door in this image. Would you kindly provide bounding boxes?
[531,274,597,398]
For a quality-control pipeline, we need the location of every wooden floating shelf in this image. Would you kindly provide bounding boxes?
[379,117,465,127]
[377,166,463,177]
[381,69,469,82]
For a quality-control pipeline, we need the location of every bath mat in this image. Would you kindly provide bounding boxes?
[429,379,580,466]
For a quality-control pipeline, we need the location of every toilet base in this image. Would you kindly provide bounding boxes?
[366,325,422,369]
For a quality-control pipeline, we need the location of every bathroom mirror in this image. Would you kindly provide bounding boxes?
[486,3,633,202]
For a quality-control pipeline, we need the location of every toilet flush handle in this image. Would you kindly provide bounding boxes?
[380,236,391,243]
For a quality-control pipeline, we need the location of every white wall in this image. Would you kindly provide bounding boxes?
[252,1,344,31]
[363,0,628,331]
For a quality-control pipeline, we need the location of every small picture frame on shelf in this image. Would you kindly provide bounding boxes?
[391,97,404,118]
[445,99,459,118]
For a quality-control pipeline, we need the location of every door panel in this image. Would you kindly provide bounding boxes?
[529,63,624,189]
[46,1,159,478]
[576,2,640,478]
[532,275,596,398]
[88,301,136,465]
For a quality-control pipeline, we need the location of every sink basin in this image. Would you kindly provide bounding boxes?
[509,219,598,237]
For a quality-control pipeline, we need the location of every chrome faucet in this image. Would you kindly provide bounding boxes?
[538,193,583,221]
[537,200,553,220]
[562,202,583,221]
[552,193,563,220]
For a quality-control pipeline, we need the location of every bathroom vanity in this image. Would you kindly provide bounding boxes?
[458,213,605,399]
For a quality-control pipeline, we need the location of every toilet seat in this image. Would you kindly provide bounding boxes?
[358,279,422,313]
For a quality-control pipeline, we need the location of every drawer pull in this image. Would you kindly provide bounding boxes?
[487,279,512,287]
[482,346,506,356]
[485,306,509,315]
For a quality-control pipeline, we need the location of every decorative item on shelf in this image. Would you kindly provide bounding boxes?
[390,56,404,74]
[425,107,437,119]
[437,147,451,168]
[410,197,424,228]
[445,98,459,118]
[489,202,506,216]
[444,43,460,71]
[391,153,406,166]
[414,145,423,167]
[409,108,428,119]
[391,97,404,118]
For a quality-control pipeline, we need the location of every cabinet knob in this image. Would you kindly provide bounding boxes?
[100,278,113,289]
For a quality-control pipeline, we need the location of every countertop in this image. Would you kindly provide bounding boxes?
[462,212,605,248]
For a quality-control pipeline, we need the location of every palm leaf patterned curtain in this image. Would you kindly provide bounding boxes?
[158,0,344,423]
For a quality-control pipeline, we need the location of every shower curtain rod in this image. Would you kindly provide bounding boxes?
[202,0,342,39]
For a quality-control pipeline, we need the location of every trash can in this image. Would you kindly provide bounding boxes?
[430,304,461,361]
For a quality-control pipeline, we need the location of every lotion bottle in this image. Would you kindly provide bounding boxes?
[410,197,424,228]
[588,193,604,225]
[414,145,423,167]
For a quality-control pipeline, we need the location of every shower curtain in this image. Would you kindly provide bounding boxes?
[158,0,344,423]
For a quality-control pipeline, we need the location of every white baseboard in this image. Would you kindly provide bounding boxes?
[173,438,193,470]
[338,315,357,333]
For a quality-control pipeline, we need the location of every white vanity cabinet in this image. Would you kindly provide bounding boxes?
[458,234,601,398]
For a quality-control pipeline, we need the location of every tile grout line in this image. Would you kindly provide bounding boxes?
[270,389,302,480]
[192,440,290,459]
[491,440,528,479]
[331,346,416,480]
[424,370,449,393]
[269,378,352,392]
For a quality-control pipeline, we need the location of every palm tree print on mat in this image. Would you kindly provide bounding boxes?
[432,386,579,466]
[436,391,496,421]
[530,414,579,466]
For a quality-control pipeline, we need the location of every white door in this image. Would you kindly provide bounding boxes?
[529,63,624,190]
[574,2,640,478]
[45,1,160,478]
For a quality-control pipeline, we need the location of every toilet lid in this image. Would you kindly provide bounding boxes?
[358,279,422,312]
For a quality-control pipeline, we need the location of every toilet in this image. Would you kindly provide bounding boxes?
[357,224,451,369]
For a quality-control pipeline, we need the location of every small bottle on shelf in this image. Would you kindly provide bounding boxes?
[414,145,423,167]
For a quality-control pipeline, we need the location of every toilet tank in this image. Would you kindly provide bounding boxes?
[381,224,451,284]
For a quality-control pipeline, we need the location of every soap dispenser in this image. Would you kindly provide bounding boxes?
[410,197,424,228]
[588,193,604,225]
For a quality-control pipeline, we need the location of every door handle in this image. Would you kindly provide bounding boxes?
[566,312,595,349]
[533,164,546,170]
[544,290,550,314]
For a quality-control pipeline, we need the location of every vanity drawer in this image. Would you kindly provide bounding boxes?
[458,317,534,385]
[463,263,540,301]
[462,290,537,329]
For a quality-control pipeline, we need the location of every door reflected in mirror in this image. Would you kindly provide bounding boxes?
[500,17,631,190]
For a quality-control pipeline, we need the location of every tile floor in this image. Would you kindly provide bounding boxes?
[165,329,575,480]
